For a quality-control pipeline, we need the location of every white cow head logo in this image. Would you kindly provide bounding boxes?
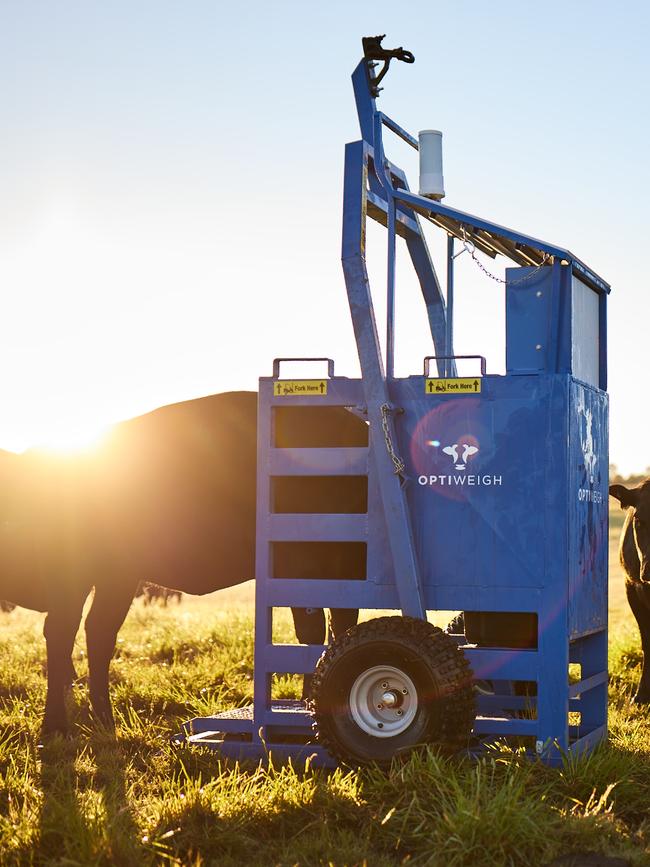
[443,443,479,471]
[580,406,597,484]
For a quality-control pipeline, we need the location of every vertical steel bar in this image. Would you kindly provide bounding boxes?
[386,196,396,379]
[446,234,455,377]
[253,383,274,742]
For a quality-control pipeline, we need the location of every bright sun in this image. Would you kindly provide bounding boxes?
[33,421,110,454]
[1,205,131,457]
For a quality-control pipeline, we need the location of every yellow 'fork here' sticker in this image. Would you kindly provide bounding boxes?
[273,380,328,397]
[425,378,481,395]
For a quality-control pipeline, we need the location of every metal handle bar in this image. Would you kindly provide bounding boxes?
[423,355,487,377]
[272,357,335,378]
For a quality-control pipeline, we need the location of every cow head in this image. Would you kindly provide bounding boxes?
[443,442,479,471]
[610,482,650,581]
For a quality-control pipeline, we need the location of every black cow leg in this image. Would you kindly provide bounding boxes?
[292,607,327,700]
[626,582,650,703]
[292,607,327,644]
[42,598,86,737]
[63,659,78,689]
[328,608,358,642]
[85,581,137,730]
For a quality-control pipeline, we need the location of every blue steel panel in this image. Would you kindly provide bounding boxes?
[393,375,561,595]
[568,671,607,698]
[506,267,555,374]
[268,447,368,476]
[463,648,538,681]
[473,718,538,737]
[568,381,608,637]
[265,644,325,673]
[266,579,399,609]
[568,726,607,758]
[267,513,368,542]
[428,586,541,613]
[263,377,364,407]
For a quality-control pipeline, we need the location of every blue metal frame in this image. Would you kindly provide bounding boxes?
[180,45,609,767]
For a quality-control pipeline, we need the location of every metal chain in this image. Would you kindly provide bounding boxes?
[380,403,406,476]
[460,226,551,285]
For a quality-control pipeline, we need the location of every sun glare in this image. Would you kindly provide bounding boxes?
[35,422,110,454]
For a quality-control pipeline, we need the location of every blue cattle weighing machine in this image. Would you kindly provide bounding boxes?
[182,37,610,766]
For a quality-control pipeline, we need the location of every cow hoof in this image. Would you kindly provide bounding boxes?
[90,707,116,733]
[632,693,650,705]
[39,719,70,741]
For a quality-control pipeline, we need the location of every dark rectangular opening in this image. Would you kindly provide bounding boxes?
[272,476,368,514]
[272,541,367,580]
[463,611,538,649]
[273,406,368,448]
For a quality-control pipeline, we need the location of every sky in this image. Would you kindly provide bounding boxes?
[0,1,648,475]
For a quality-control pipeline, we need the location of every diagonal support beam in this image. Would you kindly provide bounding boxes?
[341,140,425,619]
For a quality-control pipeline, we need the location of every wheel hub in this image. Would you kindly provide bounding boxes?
[349,665,418,738]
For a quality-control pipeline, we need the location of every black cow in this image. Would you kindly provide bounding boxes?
[0,391,365,735]
[610,480,650,702]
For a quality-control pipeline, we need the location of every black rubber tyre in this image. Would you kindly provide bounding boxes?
[311,616,476,768]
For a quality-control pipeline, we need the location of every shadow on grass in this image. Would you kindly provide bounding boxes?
[36,726,148,866]
[37,734,87,864]
[91,728,145,865]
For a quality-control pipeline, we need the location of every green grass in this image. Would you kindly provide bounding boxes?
[0,507,649,866]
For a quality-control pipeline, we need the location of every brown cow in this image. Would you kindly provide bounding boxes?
[610,480,650,703]
[0,391,364,734]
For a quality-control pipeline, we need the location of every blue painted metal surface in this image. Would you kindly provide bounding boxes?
[182,39,609,766]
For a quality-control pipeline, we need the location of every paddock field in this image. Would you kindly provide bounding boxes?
[0,504,649,866]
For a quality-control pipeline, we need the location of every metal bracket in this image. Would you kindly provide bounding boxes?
[362,34,414,97]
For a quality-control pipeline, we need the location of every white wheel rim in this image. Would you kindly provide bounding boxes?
[349,665,418,738]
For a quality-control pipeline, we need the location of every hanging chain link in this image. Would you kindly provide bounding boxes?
[460,226,551,285]
[380,403,406,476]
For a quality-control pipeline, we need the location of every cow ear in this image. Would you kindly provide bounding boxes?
[609,484,640,509]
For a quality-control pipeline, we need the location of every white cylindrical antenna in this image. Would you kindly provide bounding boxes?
[419,129,445,200]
